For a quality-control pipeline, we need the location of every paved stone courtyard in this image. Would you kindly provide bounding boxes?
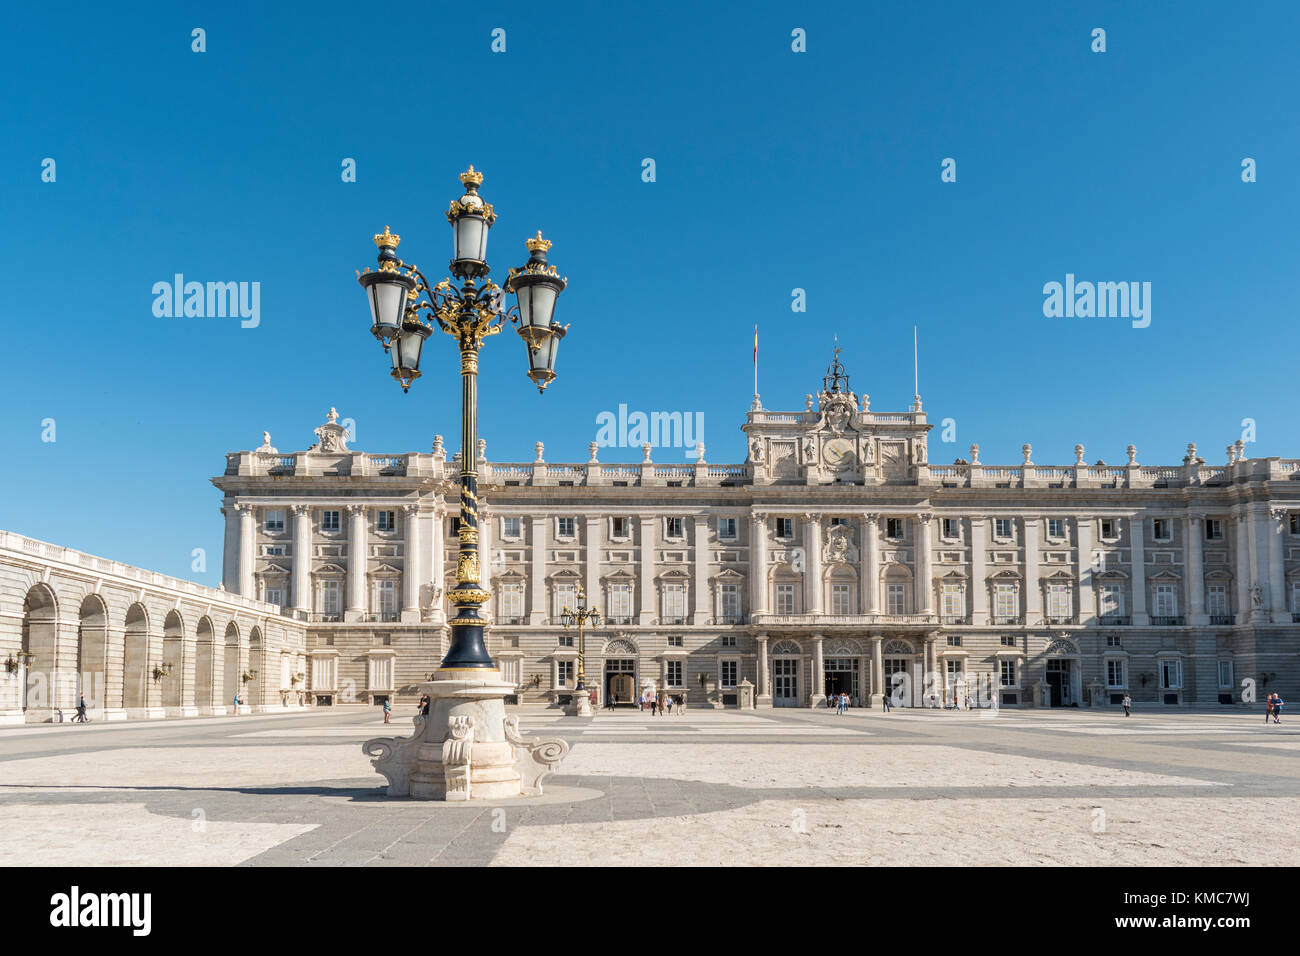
[1,705,1297,866]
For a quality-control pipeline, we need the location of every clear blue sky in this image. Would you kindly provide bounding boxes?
[2,1,1297,582]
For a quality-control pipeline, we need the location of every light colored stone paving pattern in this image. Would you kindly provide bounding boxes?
[0,803,315,866]
[492,796,1300,867]
[562,742,1219,788]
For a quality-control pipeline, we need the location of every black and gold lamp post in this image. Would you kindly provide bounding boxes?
[560,587,601,693]
[357,166,568,672]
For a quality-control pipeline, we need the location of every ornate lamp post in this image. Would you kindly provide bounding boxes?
[356,166,573,801]
[357,166,568,672]
[560,587,600,715]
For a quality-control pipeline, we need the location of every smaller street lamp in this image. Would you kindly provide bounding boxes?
[560,587,601,705]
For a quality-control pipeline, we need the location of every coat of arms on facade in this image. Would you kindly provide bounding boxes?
[823,524,859,564]
[313,406,351,453]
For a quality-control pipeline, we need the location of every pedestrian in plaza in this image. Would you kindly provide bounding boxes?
[666,694,673,715]
[1274,695,1285,724]
[1122,693,1132,717]
[677,693,685,714]
[382,697,391,724]
[882,690,892,712]
[74,694,89,723]
[964,694,972,711]
[835,692,844,715]
[1265,693,1275,723]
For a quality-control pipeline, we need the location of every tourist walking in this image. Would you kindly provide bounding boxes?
[382,697,391,724]
[1122,693,1132,717]
[835,692,845,715]
[73,694,89,723]
[882,691,892,712]
[1274,695,1285,724]
[666,694,673,715]
[1266,693,1275,723]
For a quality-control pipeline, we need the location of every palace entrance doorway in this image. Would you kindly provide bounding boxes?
[823,657,860,705]
[772,658,799,707]
[1046,659,1074,707]
[605,659,636,706]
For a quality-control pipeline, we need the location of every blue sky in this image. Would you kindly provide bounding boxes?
[2,0,1297,582]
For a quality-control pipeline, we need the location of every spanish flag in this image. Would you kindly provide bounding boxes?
[753,325,758,362]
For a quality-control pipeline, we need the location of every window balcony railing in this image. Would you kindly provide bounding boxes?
[1046,615,1075,625]
[605,616,632,625]
[1210,615,1236,626]
[992,616,1021,625]
[941,615,968,625]
[363,612,400,623]
[1150,615,1185,626]
[716,615,743,625]
[310,612,343,623]
[662,616,685,625]
[497,616,525,625]
[1099,615,1131,626]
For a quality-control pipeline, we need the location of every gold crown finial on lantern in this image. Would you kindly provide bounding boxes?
[459,165,484,187]
[525,230,552,253]
[373,225,400,249]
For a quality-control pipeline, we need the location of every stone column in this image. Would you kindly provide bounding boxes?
[756,634,772,707]
[692,515,709,624]
[1076,515,1095,624]
[861,513,879,614]
[809,632,826,707]
[916,513,935,615]
[478,506,493,598]
[346,504,367,621]
[750,511,769,615]
[431,505,447,623]
[969,516,988,625]
[237,504,256,599]
[1185,514,1206,626]
[222,504,240,593]
[1234,511,1251,625]
[1249,503,1271,623]
[402,504,421,623]
[1129,515,1148,625]
[870,632,884,706]
[638,516,656,624]
[1022,516,1040,625]
[529,516,546,624]
[291,505,312,613]
[924,634,938,706]
[1269,508,1289,623]
[804,514,823,614]
[581,515,602,616]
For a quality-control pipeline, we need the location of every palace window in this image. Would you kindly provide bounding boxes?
[662,582,686,623]
[611,516,631,538]
[264,509,285,533]
[944,659,963,688]
[1206,584,1228,619]
[1291,514,1300,535]
[775,583,797,615]
[321,510,341,533]
[1160,659,1182,690]
[1099,584,1125,620]
[1204,519,1223,540]
[265,546,285,556]
[498,583,524,622]
[718,517,737,539]
[999,659,1017,687]
[666,660,683,686]
[885,518,903,539]
[319,580,340,616]
[886,583,907,615]
[556,517,575,538]
[608,584,633,623]
[554,582,577,619]
[558,632,574,647]
[1047,518,1065,539]
[665,517,684,539]
[1000,635,1017,647]
[718,583,741,621]
[1152,518,1172,541]
[668,634,684,648]
[946,635,961,647]
[376,510,396,532]
[265,587,284,607]
[1218,660,1234,688]
[830,584,851,616]
[1106,635,1122,647]
[1106,659,1127,688]
[1099,518,1117,540]
[941,582,964,621]
[775,517,794,539]
[375,579,398,618]
[1153,584,1178,618]
[994,518,1013,540]
[1047,583,1071,621]
[941,517,959,539]
[720,660,738,689]
[502,516,521,538]
[721,633,737,647]
[557,661,574,688]
[993,583,1018,622]
[449,517,460,535]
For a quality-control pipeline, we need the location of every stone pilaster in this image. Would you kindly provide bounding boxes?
[969,515,988,625]
[809,632,825,708]
[638,516,656,625]
[1235,511,1251,624]
[1076,515,1095,624]
[585,516,602,615]
[402,504,421,622]
[804,513,823,614]
[237,503,255,599]
[1129,514,1148,625]
[917,512,935,615]
[292,505,312,612]
[345,504,366,621]
[861,512,879,614]
[692,516,709,624]
[1269,507,1289,623]
[750,511,769,615]
[529,516,546,624]
[1186,513,1206,626]
[1023,515,1040,625]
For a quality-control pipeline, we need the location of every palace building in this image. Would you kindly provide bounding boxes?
[210,355,1300,711]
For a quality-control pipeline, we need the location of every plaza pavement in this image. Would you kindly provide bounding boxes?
[0,703,1297,866]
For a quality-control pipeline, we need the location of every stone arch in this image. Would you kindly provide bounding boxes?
[770,639,803,656]
[195,616,217,715]
[21,583,60,720]
[222,620,241,713]
[883,639,916,656]
[825,637,864,657]
[77,593,110,716]
[161,610,185,712]
[246,625,264,710]
[123,603,151,714]
[1045,638,1080,656]
[603,637,638,656]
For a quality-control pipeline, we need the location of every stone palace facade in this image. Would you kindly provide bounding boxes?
[211,361,1300,711]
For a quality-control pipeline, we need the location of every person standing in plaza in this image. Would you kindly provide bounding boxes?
[1265,693,1275,723]
[882,689,892,712]
[1122,693,1131,717]
[1273,695,1285,724]
[382,697,391,724]
[666,694,673,715]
